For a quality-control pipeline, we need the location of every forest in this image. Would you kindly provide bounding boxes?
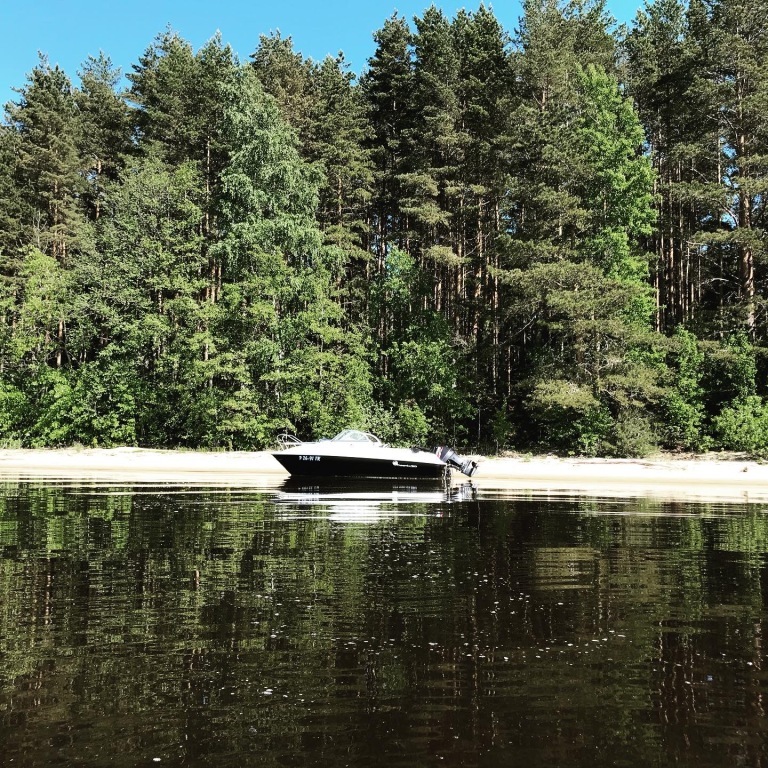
[0,0,766,456]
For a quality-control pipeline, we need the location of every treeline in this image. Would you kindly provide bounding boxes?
[0,0,767,455]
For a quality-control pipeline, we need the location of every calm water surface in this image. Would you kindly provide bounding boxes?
[1,478,768,767]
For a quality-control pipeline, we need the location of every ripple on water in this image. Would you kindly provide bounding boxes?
[0,481,767,767]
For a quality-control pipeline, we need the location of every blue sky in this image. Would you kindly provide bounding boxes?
[1,0,643,107]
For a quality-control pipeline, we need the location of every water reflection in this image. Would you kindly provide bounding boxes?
[276,478,476,522]
[0,480,768,767]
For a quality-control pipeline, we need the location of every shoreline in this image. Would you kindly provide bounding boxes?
[0,447,766,502]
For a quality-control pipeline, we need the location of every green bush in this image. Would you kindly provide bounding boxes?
[397,400,430,446]
[0,382,28,443]
[361,400,431,446]
[29,364,137,447]
[663,328,708,450]
[664,392,711,451]
[362,403,400,444]
[490,406,515,453]
[527,379,612,456]
[713,396,768,453]
[609,410,659,457]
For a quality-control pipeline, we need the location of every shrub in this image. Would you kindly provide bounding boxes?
[609,410,659,457]
[397,400,430,446]
[490,406,515,453]
[0,382,28,443]
[663,328,708,450]
[362,401,431,446]
[527,379,612,456]
[29,364,137,447]
[713,396,768,453]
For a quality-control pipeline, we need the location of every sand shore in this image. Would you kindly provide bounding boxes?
[0,446,767,502]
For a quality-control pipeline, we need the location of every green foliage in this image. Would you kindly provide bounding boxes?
[527,379,612,455]
[490,406,515,453]
[24,368,75,446]
[713,333,757,402]
[359,400,430,447]
[1,10,768,457]
[14,364,135,447]
[704,334,765,452]
[574,65,656,286]
[6,55,87,261]
[713,396,768,453]
[361,402,401,444]
[396,400,430,446]
[10,247,69,365]
[370,247,472,442]
[0,382,27,443]
[272,340,373,442]
[608,409,659,458]
[498,23,658,453]
[663,328,709,451]
[250,31,318,147]
[75,52,133,217]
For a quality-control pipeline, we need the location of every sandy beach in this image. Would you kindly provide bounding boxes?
[0,446,767,502]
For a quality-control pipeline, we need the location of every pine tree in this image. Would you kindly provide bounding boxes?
[0,125,24,295]
[624,0,714,331]
[401,5,461,261]
[698,0,768,336]
[309,54,374,319]
[361,14,415,264]
[6,56,85,263]
[451,5,515,400]
[250,32,318,149]
[129,32,242,362]
[252,40,375,321]
[128,30,201,165]
[3,56,92,379]
[498,2,659,453]
[626,0,768,339]
[75,53,133,220]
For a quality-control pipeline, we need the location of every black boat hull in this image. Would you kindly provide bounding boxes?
[271,453,446,479]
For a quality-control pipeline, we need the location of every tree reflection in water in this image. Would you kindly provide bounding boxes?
[0,480,766,767]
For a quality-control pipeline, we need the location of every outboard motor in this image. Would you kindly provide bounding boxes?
[437,446,478,477]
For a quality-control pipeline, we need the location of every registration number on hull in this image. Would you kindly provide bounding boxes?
[298,456,321,462]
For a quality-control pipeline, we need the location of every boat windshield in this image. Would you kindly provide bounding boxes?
[331,429,382,444]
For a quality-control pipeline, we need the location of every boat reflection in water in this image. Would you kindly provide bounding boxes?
[275,477,476,523]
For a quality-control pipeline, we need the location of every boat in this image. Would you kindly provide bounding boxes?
[271,429,478,479]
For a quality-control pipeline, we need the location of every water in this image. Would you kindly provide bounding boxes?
[1,477,768,767]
